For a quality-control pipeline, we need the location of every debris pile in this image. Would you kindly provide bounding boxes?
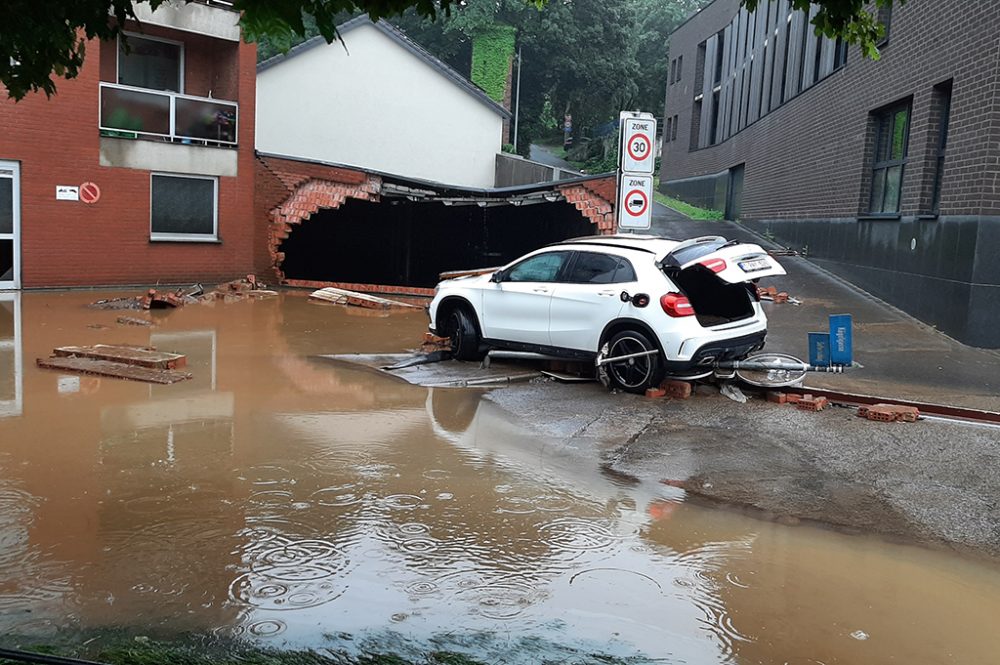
[420,333,452,353]
[89,275,276,311]
[757,285,801,305]
[36,344,192,384]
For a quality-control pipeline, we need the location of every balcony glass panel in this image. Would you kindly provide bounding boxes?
[101,86,170,136]
[175,98,237,143]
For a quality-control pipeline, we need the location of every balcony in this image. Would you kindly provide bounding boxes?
[99,82,238,146]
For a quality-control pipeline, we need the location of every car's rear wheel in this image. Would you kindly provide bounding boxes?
[442,307,483,361]
[605,330,663,394]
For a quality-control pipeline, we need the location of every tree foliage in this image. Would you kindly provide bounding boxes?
[743,0,905,59]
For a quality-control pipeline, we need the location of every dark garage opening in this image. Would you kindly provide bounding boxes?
[278,198,596,288]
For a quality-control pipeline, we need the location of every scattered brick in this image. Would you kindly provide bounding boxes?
[766,391,787,404]
[797,395,828,411]
[859,403,920,422]
[786,393,802,404]
[661,379,693,399]
[645,387,667,399]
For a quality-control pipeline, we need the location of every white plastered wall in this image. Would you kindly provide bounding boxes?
[256,23,505,188]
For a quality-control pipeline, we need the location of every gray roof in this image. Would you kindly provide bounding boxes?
[257,16,511,119]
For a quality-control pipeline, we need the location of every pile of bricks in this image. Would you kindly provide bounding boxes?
[646,379,694,400]
[857,404,920,423]
[767,391,829,411]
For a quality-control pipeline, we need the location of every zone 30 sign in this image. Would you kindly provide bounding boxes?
[619,112,656,174]
[617,111,657,230]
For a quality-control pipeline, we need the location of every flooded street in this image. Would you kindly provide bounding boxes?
[2,291,1000,663]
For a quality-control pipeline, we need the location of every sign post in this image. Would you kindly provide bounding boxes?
[617,111,657,232]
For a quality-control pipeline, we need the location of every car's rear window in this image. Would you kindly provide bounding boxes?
[564,252,636,284]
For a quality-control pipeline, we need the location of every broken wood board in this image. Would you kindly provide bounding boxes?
[315,353,542,388]
[37,357,192,384]
[438,266,500,281]
[309,287,421,310]
[53,344,187,369]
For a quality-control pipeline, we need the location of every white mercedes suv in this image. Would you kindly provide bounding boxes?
[428,235,786,393]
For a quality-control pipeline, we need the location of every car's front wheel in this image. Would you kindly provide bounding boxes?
[442,307,483,361]
[605,329,663,394]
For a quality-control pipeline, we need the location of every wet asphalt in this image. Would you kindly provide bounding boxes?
[480,203,1000,558]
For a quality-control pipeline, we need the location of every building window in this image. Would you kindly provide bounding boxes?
[869,102,910,215]
[931,81,952,214]
[665,117,673,142]
[676,55,683,83]
[710,91,720,144]
[834,36,848,69]
[670,59,676,85]
[150,174,218,241]
[672,114,679,141]
[877,4,892,46]
[119,34,183,92]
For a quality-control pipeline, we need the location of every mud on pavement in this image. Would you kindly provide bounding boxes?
[486,377,1000,558]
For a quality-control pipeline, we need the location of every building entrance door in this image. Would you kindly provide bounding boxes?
[0,161,20,289]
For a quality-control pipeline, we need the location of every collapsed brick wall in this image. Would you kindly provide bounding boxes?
[557,176,617,233]
[254,155,378,283]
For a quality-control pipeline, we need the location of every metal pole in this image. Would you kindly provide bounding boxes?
[513,45,522,152]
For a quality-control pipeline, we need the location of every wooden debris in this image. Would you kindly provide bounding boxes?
[36,357,192,384]
[52,344,187,369]
[438,266,501,281]
[309,287,421,310]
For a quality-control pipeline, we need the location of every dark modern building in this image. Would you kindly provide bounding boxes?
[660,0,1000,348]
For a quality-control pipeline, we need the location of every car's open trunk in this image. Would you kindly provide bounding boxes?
[668,267,754,327]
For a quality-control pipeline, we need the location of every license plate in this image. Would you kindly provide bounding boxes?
[739,258,771,272]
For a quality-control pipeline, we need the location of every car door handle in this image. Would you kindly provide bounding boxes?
[533,287,551,293]
[598,290,617,297]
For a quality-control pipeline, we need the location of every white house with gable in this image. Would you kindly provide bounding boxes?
[256,17,510,188]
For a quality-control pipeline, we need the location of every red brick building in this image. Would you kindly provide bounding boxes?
[0,1,256,289]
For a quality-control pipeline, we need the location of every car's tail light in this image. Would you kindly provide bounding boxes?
[700,257,727,273]
[660,292,695,317]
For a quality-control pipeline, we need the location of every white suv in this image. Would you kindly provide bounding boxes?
[428,235,786,393]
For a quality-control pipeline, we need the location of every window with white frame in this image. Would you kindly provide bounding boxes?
[150,174,218,240]
[118,34,183,92]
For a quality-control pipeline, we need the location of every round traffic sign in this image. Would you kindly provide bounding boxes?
[624,189,649,217]
[80,181,101,204]
[626,133,652,162]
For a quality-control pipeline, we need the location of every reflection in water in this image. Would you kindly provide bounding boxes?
[0,293,22,417]
[0,291,999,662]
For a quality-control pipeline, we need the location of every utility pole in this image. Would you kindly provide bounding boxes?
[513,45,522,153]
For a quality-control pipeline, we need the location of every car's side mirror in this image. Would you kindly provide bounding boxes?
[490,270,504,283]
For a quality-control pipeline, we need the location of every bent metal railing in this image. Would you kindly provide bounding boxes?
[99,82,238,146]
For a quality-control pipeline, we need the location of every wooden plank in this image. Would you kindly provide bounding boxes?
[309,287,421,310]
[53,344,187,369]
[438,266,501,281]
[37,357,192,384]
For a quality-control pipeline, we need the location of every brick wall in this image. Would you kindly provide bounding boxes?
[0,25,257,288]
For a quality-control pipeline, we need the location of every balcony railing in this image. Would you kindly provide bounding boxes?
[99,82,238,146]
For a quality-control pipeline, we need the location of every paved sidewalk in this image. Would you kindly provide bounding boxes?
[649,208,1000,410]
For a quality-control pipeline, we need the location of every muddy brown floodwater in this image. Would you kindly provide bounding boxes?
[2,291,1000,663]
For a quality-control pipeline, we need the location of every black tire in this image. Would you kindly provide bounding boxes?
[442,307,483,361]
[604,329,663,394]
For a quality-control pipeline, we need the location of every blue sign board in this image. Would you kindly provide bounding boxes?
[808,332,830,367]
[829,314,853,366]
